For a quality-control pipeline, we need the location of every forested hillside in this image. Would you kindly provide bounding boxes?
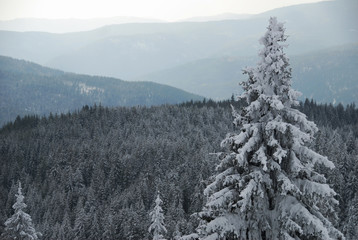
[0,55,202,126]
[0,99,357,239]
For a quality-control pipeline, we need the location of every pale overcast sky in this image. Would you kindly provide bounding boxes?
[0,0,328,21]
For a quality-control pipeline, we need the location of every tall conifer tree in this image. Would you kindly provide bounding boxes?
[2,182,41,240]
[149,193,167,240]
[195,17,344,240]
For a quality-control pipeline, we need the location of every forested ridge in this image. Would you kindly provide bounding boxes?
[0,55,202,127]
[0,99,357,239]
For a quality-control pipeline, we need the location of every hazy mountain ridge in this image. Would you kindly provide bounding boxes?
[0,56,202,126]
[0,16,164,33]
[179,13,253,22]
[0,0,356,80]
[293,43,358,104]
[0,0,356,105]
[46,32,222,79]
[136,43,358,104]
[0,13,252,33]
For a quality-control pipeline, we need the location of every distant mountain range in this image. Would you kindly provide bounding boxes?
[180,13,253,22]
[0,14,254,34]
[0,0,357,105]
[0,56,202,126]
[136,43,358,105]
[0,0,356,77]
[0,16,164,33]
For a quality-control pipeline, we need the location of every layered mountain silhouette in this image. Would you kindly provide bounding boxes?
[0,0,357,105]
[0,56,202,126]
[137,43,358,104]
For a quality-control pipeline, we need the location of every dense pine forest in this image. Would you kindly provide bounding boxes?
[0,99,357,239]
[1,1,357,239]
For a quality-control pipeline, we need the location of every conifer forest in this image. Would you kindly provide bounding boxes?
[0,16,358,240]
[1,98,357,239]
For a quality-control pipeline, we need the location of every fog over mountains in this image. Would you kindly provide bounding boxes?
[0,16,164,33]
[1,2,358,239]
[0,14,254,33]
[137,43,358,104]
[0,0,357,105]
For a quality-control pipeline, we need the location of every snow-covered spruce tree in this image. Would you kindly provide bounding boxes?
[149,193,167,240]
[195,17,344,240]
[1,182,41,240]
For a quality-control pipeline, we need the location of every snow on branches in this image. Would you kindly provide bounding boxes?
[194,17,344,240]
[149,193,167,240]
[2,182,41,240]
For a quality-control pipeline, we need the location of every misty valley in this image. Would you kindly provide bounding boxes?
[0,0,357,239]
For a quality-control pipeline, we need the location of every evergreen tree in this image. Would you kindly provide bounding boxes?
[345,193,358,240]
[149,193,167,240]
[102,212,116,240]
[195,17,344,240]
[58,211,73,240]
[1,182,41,240]
[73,199,86,240]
